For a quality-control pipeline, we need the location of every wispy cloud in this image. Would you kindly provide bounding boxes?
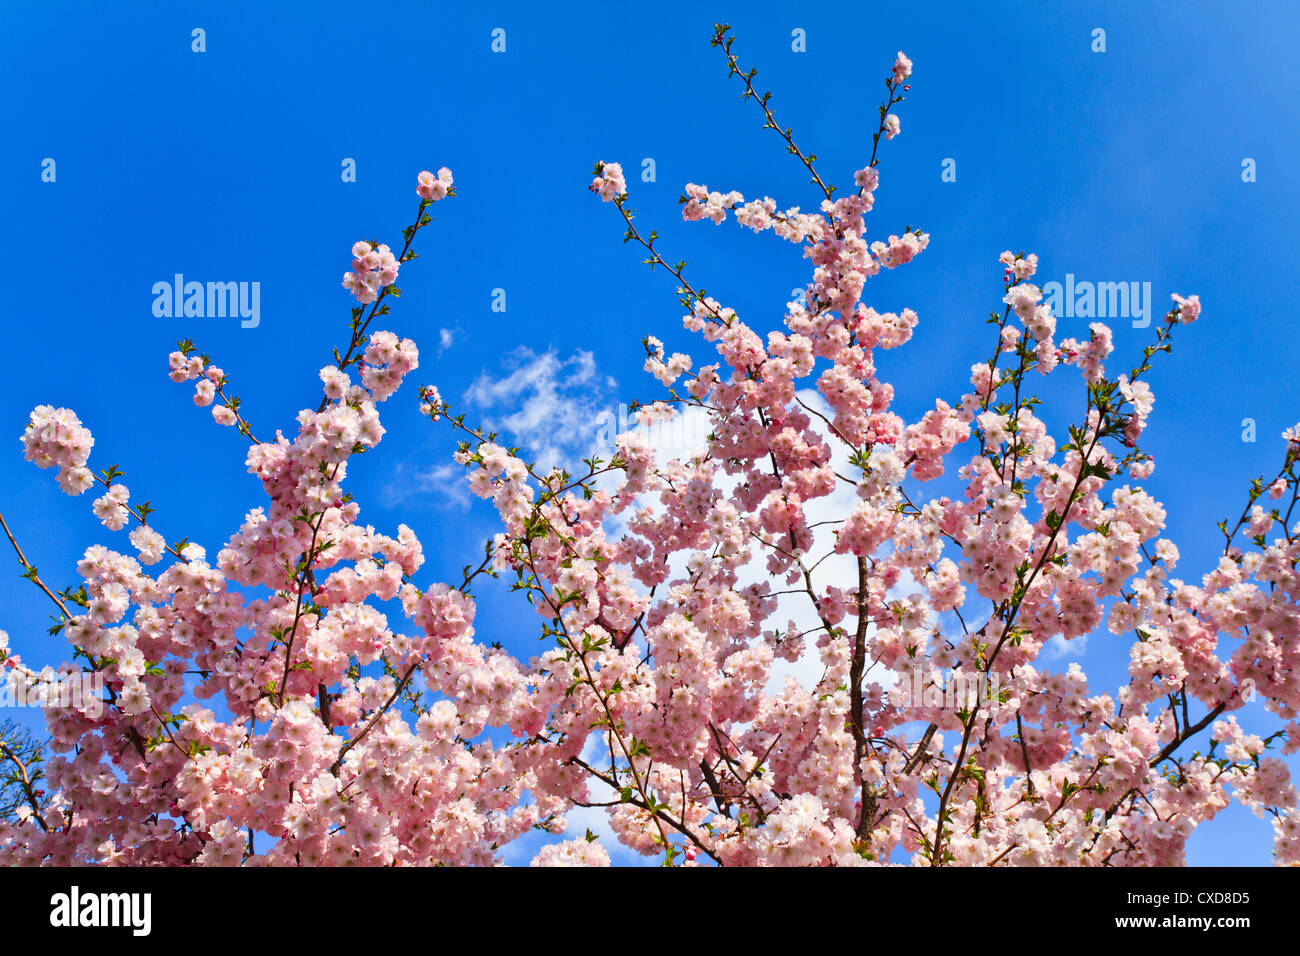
[464,347,616,472]
[382,461,472,510]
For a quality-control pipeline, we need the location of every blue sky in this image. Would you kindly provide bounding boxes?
[2,1,1298,865]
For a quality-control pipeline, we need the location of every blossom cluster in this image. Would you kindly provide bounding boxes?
[341,241,400,305]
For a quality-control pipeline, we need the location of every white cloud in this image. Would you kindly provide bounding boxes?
[464,347,616,473]
[382,461,472,510]
[1041,632,1089,662]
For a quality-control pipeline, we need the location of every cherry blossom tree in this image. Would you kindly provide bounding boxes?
[0,719,48,826]
[1,25,1297,867]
